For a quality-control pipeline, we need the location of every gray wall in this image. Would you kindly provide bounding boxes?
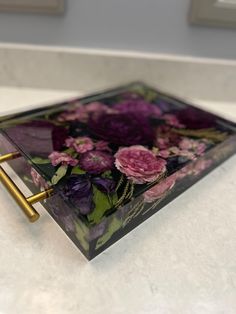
[0,0,236,59]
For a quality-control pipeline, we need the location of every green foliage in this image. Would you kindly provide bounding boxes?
[101,170,112,179]
[51,165,68,184]
[130,85,158,102]
[75,221,89,252]
[71,166,86,175]
[31,157,51,164]
[88,186,118,224]
[95,216,122,250]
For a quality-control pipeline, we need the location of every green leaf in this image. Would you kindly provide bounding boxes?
[51,165,68,185]
[145,90,158,102]
[87,186,118,224]
[75,221,89,252]
[95,216,122,250]
[130,85,158,102]
[31,157,51,164]
[101,170,112,179]
[63,147,76,156]
[71,166,86,175]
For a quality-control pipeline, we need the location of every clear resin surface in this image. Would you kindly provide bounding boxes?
[1,83,236,259]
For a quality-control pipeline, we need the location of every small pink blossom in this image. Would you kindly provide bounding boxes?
[115,146,166,184]
[179,138,207,156]
[177,159,212,179]
[57,102,115,123]
[155,146,196,160]
[48,151,78,167]
[162,114,185,128]
[144,173,177,203]
[156,149,171,159]
[30,168,49,190]
[65,137,94,154]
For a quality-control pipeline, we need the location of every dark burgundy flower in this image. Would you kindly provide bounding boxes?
[89,113,155,146]
[63,175,115,215]
[6,120,68,157]
[176,107,216,130]
[114,99,161,118]
[79,151,114,174]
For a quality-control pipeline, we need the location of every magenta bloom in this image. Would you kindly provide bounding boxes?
[144,173,177,203]
[89,113,154,146]
[114,99,161,118]
[115,146,166,184]
[49,151,78,167]
[79,151,114,174]
[65,136,94,154]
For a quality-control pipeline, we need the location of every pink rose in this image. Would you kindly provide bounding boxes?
[48,151,78,167]
[115,145,166,184]
[30,168,49,190]
[144,173,177,203]
[65,136,94,154]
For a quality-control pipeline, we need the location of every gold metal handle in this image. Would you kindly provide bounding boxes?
[0,152,53,223]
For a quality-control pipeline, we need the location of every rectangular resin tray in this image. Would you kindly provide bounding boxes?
[0,82,236,260]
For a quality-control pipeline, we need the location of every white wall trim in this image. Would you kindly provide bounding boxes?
[0,43,236,66]
[0,43,236,103]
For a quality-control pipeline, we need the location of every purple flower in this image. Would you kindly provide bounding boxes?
[79,151,114,174]
[176,107,216,130]
[65,136,94,153]
[114,99,161,118]
[48,151,78,167]
[89,113,155,146]
[63,175,115,215]
[64,175,94,215]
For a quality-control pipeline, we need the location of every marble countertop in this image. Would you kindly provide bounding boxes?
[0,86,236,314]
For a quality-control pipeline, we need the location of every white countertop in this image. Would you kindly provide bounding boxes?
[0,87,236,314]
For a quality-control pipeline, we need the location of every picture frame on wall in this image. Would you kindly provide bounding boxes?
[190,0,236,28]
[0,0,64,15]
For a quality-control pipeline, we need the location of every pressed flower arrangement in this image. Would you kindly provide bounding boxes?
[0,82,236,260]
